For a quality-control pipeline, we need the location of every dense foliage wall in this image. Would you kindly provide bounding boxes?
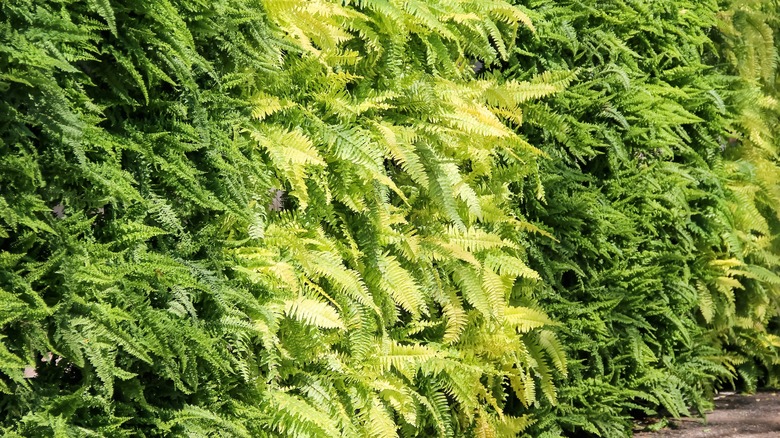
[0,0,777,437]
[0,1,566,436]
[501,1,780,436]
[503,1,780,436]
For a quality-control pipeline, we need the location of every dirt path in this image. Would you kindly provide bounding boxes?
[634,391,780,437]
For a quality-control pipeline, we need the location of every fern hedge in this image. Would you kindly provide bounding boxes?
[503,1,780,435]
[0,0,778,437]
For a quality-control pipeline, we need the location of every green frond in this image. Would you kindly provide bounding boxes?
[265,391,342,438]
[452,265,492,318]
[447,226,514,253]
[377,253,427,318]
[303,251,380,314]
[366,397,399,438]
[168,405,251,438]
[284,297,345,330]
[484,253,541,280]
[537,330,567,377]
[439,288,468,344]
[379,341,437,375]
[504,306,553,333]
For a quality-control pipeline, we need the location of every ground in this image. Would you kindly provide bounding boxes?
[634,391,780,438]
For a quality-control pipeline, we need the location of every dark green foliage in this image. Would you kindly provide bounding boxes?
[498,0,780,435]
[0,0,283,434]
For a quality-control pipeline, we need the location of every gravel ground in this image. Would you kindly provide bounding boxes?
[634,391,780,438]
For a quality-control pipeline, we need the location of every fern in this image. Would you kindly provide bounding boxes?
[500,0,780,435]
[5,0,777,436]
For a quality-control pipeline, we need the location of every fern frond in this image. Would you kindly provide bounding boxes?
[284,297,345,330]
